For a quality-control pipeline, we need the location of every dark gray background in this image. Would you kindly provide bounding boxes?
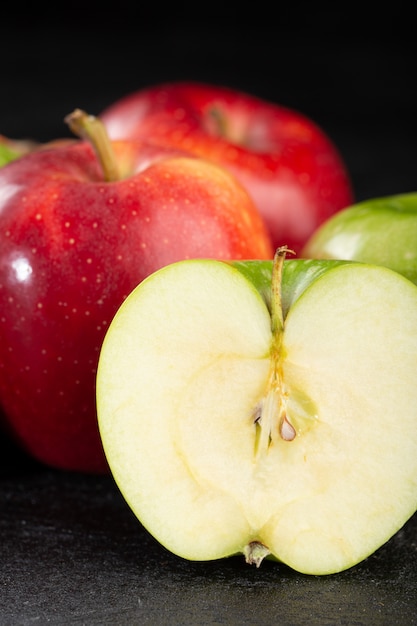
[1,5,417,624]
[2,5,417,202]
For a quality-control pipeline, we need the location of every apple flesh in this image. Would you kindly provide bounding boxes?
[302,193,417,284]
[101,81,354,253]
[0,112,273,473]
[96,253,417,575]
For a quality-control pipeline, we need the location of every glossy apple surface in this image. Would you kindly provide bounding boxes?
[0,122,273,473]
[302,192,417,284]
[96,254,417,575]
[100,81,354,253]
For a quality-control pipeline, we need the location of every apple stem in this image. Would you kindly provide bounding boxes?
[270,247,287,341]
[206,107,228,138]
[64,109,120,182]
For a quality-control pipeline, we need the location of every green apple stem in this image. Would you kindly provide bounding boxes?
[255,247,296,459]
[270,246,286,340]
[64,109,120,182]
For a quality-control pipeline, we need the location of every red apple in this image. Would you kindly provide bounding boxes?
[0,110,273,473]
[101,82,354,253]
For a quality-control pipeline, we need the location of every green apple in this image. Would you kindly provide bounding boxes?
[302,192,417,284]
[96,250,417,575]
[0,141,18,166]
[0,135,38,166]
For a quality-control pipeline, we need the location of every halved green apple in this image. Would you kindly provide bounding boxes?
[96,251,417,575]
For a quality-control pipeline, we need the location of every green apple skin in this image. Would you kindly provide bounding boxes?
[0,135,38,166]
[302,193,417,284]
[0,144,17,166]
[0,142,22,166]
[232,257,350,319]
[96,257,417,576]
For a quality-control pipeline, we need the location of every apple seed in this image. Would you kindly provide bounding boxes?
[279,415,297,441]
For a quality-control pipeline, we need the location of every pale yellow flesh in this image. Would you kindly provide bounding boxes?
[97,260,417,575]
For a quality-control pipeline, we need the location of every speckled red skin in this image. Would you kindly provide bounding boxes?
[0,140,273,473]
[101,82,354,254]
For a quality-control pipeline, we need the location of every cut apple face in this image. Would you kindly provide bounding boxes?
[96,254,417,575]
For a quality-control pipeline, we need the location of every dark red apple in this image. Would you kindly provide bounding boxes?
[101,82,354,253]
[0,110,273,473]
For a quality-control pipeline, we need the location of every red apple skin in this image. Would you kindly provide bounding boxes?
[101,82,354,253]
[0,139,273,473]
